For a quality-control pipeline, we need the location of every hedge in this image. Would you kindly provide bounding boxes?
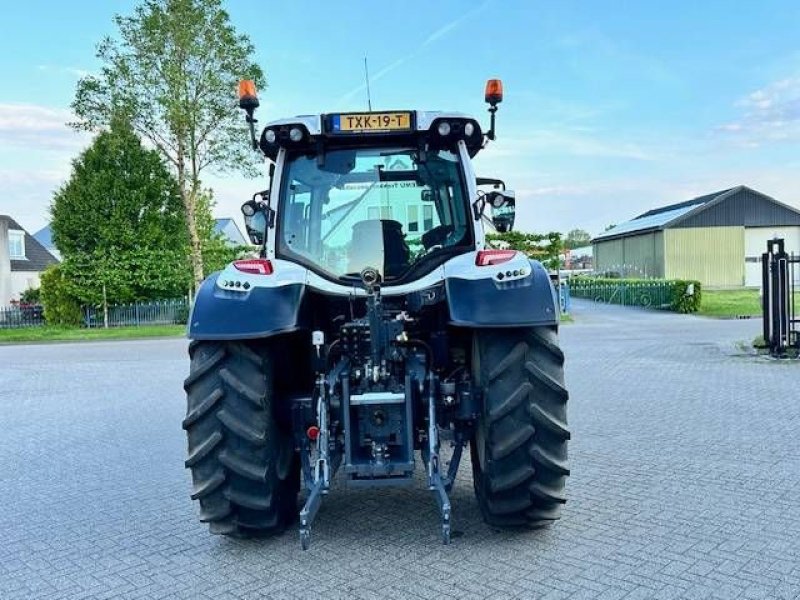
[569,277,702,313]
[40,265,83,326]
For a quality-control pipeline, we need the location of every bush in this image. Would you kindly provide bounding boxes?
[569,277,701,313]
[669,280,702,313]
[40,265,83,326]
[174,303,190,325]
[20,287,41,304]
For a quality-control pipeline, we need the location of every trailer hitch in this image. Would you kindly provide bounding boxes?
[426,371,453,545]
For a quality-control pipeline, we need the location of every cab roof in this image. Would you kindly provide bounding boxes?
[258,111,485,159]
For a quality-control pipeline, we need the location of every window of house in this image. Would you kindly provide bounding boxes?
[422,205,434,231]
[367,206,393,220]
[407,205,419,232]
[8,231,25,259]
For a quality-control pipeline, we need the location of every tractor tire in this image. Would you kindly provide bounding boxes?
[471,326,570,528]
[183,340,299,537]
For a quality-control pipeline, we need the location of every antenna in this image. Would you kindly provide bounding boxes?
[364,56,373,111]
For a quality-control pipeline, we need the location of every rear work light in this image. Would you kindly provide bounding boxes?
[233,259,273,275]
[475,249,517,266]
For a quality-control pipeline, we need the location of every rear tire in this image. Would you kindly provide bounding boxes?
[471,326,570,528]
[183,340,299,537]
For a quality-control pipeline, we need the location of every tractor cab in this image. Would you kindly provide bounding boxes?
[238,81,515,287]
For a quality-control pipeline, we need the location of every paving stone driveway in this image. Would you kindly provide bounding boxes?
[1,300,799,599]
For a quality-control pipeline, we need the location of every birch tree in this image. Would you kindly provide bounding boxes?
[72,0,264,287]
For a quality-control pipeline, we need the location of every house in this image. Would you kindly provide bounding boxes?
[592,186,800,287]
[0,216,60,305]
[214,218,249,247]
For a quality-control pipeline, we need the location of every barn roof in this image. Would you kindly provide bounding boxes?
[592,186,800,242]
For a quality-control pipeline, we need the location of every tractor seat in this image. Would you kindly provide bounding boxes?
[349,219,411,279]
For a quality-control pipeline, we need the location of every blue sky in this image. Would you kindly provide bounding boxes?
[1,0,799,236]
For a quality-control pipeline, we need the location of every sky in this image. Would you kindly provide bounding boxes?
[1,0,800,238]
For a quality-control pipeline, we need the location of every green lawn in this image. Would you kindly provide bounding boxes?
[698,289,762,317]
[0,324,186,344]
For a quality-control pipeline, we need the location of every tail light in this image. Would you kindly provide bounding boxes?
[233,258,273,275]
[475,249,517,266]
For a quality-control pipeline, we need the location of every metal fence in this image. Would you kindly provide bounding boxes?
[569,279,673,309]
[0,304,45,329]
[762,238,800,357]
[0,298,189,330]
[84,298,190,328]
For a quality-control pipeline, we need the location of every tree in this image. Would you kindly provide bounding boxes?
[564,228,592,249]
[486,231,564,271]
[51,117,191,306]
[71,0,264,288]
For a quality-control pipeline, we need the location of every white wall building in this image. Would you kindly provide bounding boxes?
[0,216,60,305]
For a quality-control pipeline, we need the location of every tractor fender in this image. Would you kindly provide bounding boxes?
[188,272,308,340]
[444,258,558,328]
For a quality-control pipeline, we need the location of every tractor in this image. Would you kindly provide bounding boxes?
[183,79,569,549]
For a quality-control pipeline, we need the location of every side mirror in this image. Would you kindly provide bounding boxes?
[241,198,268,245]
[487,190,515,233]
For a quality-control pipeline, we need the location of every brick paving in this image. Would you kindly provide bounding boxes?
[1,300,799,599]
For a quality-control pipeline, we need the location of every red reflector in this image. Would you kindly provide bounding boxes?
[475,249,517,266]
[306,425,320,441]
[233,259,273,275]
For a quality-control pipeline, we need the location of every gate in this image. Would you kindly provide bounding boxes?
[762,238,800,357]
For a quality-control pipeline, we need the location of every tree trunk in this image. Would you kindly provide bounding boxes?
[102,283,109,329]
[177,152,204,290]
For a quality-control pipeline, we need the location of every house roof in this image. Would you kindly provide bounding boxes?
[1,216,60,272]
[592,186,768,242]
[214,218,249,247]
[32,224,61,259]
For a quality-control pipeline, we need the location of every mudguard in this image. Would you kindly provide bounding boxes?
[188,272,307,340]
[445,259,558,328]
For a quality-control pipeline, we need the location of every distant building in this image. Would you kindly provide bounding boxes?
[1,216,60,305]
[565,245,593,270]
[592,186,800,287]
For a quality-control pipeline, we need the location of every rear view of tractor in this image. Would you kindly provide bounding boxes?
[182,79,569,548]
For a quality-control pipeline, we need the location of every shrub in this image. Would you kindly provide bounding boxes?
[20,287,41,304]
[40,265,83,326]
[569,277,702,313]
[669,280,702,313]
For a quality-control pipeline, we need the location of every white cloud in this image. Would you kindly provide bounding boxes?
[479,130,657,161]
[37,64,92,79]
[0,167,69,231]
[0,103,89,151]
[717,76,800,145]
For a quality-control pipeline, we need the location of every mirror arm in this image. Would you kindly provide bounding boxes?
[472,192,486,220]
[245,109,259,151]
[486,105,498,141]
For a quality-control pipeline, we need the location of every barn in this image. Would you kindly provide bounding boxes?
[592,186,800,287]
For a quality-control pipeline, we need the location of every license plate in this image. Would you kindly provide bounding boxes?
[331,112,412,134]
